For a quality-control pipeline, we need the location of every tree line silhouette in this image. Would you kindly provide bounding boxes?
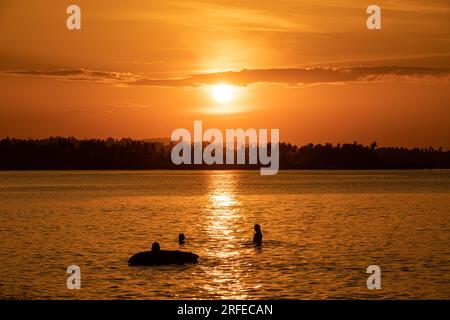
[0,137,448,170]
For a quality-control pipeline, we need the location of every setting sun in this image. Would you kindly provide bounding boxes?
[0,0,449,304]
[211,84,235,103]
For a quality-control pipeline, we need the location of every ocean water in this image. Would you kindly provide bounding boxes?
[0,170,449,299]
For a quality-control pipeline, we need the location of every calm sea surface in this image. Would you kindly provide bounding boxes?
[0,170,449,299]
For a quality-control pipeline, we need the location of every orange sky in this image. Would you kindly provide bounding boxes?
[0,0,449,148]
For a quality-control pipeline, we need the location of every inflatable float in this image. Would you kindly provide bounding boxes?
[128,250,199,266]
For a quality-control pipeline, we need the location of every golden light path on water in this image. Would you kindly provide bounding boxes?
[201,173,252,299]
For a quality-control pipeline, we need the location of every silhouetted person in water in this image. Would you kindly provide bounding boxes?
[151,242,160,252]
[253,224,263,245]
[178,233,185,245]
[128,240,199,266]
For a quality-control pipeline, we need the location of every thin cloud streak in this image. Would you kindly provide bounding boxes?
[131,66,450,87]
[4,68,141,83]
[5,66,450,87]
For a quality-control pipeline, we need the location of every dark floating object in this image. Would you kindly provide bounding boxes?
[128,250,199,266]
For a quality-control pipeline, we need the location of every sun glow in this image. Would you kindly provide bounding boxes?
[211,84,235,103]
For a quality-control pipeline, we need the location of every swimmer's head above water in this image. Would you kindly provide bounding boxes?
[151,242,160,252]
[253,224,263,245]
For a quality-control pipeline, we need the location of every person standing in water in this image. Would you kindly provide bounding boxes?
[178,233,185,245]
[253,224,263,245]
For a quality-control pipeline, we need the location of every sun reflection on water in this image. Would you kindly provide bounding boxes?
[201,172,251,299]
[205,173,241,255]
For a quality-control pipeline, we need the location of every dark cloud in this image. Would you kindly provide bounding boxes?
[4,68,140,82]
[4,66,450,87]
[131,66,450,87]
